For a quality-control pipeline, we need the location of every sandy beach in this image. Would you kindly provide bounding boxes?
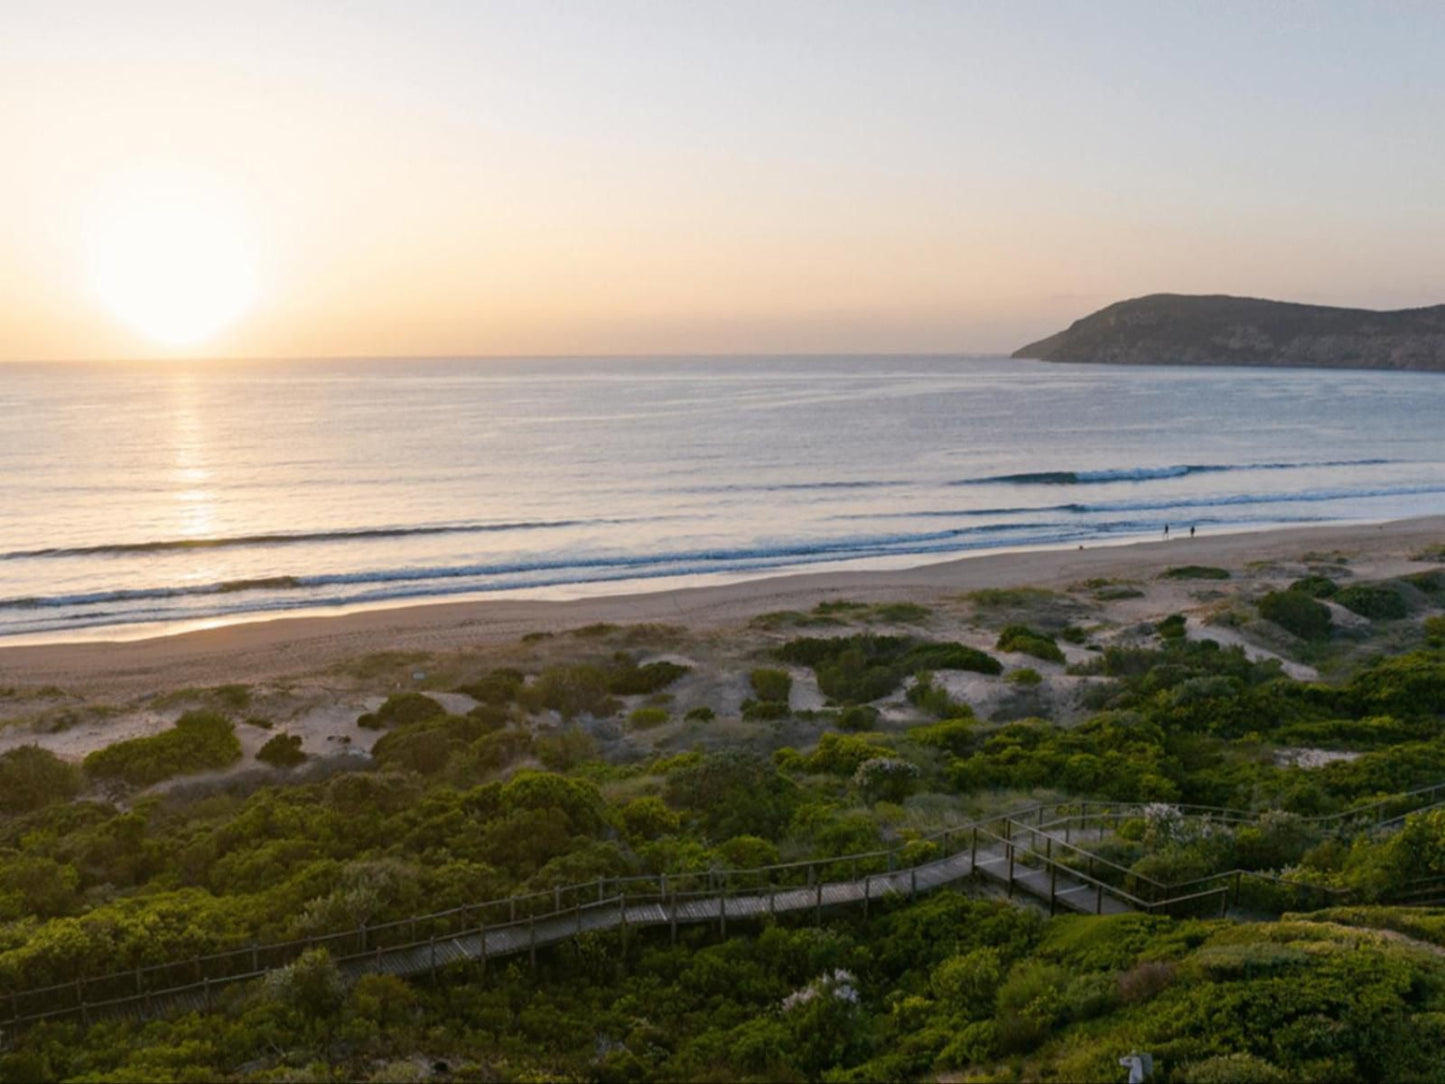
[2,515,1440,697]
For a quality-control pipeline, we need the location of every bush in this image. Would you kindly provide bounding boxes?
[852,757,920,803]
[907,718,973,756]
[996,625,1065,663]
[1258,590,1332,640]
[1289,574,1339,598]
[608,657,689,695]
[749,668,792,703]
[1161,565,1230,580]
[1425,615,1445,640]
[1335,583,1408,620]
[1006,667,1043,687]
[776,634,999,704]
[455,668,525,704]
[357,692,447,730]
[535,726,598,770]
[663,751,797,840]
[741,699,790,721]
[0,746,82,814]
[906,672,972,719]
[836,704,880,731]
[684,706,716,722]
[627,706,670,730]
[1156,613,1187,639]
[806,732,892,775]
[256,733,306,768]
[522,665,618,719]
[83,711,242,786]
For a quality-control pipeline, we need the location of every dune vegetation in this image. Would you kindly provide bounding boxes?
[4,560,1445,1080]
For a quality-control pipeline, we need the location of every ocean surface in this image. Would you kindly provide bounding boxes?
[2,355,1443,642]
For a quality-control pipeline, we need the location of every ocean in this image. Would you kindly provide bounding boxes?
[2,355,1443,641]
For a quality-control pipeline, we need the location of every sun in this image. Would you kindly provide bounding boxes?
[89,165,259,348]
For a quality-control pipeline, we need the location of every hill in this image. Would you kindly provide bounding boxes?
[1014,293,1445,370]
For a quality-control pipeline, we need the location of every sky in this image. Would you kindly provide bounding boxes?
[3,1,1445,360]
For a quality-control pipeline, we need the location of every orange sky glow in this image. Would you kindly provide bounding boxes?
[4,2,1444,360]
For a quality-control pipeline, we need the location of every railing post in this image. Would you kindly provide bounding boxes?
[720,873,728,936]
[970,826,978,869]
[1233,870,1242,908]
[1096,882,1103,915]
[864,874,871,919]
[1049,864,1058,916]
[620,889,630,959]
[1006,842,1015,898]
[815,881,823,924]
[1219,888,1229,918]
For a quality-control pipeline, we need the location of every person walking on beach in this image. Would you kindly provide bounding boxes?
[1164,524,1169,538]
[1190,525,1196,538]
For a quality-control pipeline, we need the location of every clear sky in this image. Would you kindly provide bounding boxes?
[4,1,1445,360]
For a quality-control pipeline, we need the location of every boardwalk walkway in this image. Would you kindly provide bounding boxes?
[13,779,1445,1035]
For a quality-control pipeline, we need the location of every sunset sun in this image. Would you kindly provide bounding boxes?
[88,166,258,347]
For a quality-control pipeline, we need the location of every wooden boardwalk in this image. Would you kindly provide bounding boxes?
[25,779,1445,1036]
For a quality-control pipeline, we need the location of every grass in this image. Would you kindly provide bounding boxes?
[1160,565,1230,581]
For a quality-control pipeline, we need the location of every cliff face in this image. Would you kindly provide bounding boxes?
[1013,294,1445,371]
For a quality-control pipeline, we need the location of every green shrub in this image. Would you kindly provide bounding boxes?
[684,706,716,722]
[1335,583,1408,620]
[1006,667,1043,687]
[535,726,598,770]
[1289,574,1339,598]
[1424,615,1445,640]
[357,692,447,730]
[906,718,973,756]
[608,657,690,695]
[852,757,919,803]
[1258,590,1332,640]
[776,634,998,704]
[906,672,972,719]
[618,795,680,841]
[522,665,619,719]
[0,746,82,814]
[83,711,242,786]
[256,733,306,768]
[749,668,792,703]
[627,706,670,730]
[996,625,1065,663]
[806,732,892,775]
[741,699,790,721]
[1161,565,1230,580]
[455,668,525,704]
[836,704,880,731]
[1156,613,1187,639]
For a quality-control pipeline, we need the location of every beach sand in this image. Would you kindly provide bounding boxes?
[2,515,1441,697]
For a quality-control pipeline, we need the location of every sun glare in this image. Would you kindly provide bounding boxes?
[88,166,259,348]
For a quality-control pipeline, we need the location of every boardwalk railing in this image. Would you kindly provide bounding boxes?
[8,784,1445,1036]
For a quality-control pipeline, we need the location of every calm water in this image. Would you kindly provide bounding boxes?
[2,356,1443,641]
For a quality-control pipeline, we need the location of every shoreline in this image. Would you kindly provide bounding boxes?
[1,514,1441,695]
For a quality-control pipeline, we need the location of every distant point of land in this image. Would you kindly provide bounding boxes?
[1014,293,1445,371]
